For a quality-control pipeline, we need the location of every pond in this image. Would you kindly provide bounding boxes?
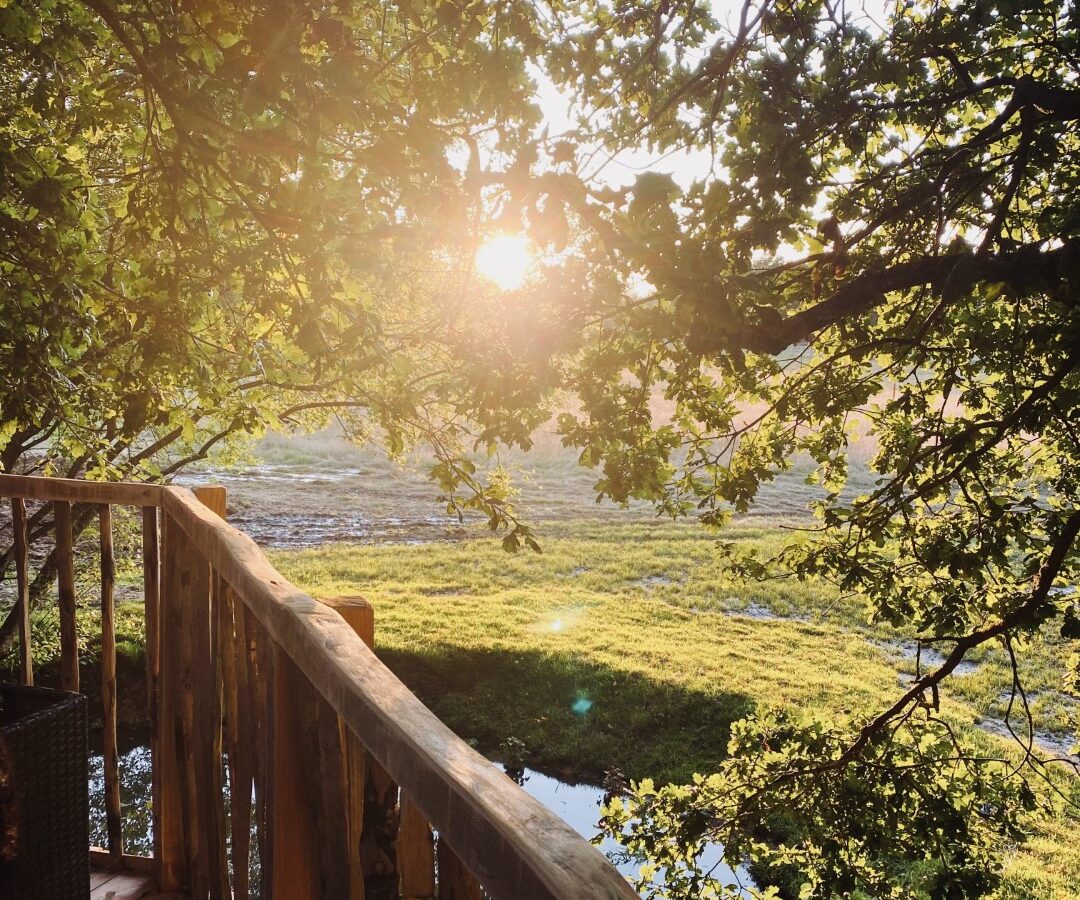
[90,743,753,896]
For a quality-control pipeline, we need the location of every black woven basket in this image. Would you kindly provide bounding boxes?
[0,683,89,900]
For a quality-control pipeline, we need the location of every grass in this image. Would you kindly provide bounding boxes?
[3,450,1075,897]
[271,521,1080,900]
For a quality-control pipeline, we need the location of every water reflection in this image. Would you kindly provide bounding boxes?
[89,747,752,897]
[509,767,753,895]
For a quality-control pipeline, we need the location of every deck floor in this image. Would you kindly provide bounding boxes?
[90,867,184,900]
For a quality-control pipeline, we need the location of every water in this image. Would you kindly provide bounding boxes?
[89,748,752,895]
[512,767,753,894]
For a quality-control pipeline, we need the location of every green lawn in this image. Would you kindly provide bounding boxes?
[272,521,1080,900]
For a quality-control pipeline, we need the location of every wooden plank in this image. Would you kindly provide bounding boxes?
[91,870,116,889]
[142,506,161,866]
[88,869,156,900]
[55,499,79,691]
[341,728,367,900]
[163,486,637,900]
[156,513,189,893]
[399,796,436,899]
[319,597,373,900]
[437,840,482,900]
[192,486,230,900]
[175,517,207,900]
[0,472,163,506]
[89,848,157,875]
[221,586,252,899]
[270,645,320,900]
[10,497,32,685]
[100,503,123,859]
[249,609,274,900]
[313,685,350,899]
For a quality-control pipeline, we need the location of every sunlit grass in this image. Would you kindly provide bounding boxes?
[273,522,1079,899]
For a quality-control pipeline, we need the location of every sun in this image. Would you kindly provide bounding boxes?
[475,233,533,290]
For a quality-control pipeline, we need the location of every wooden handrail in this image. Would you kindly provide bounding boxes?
[0,472,163,506]
[161,485,636,900]
[0,471,636,898]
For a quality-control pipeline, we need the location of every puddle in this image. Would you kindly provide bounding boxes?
[89,741,154,856]
[173,460,660,549]
[976,718,1079,767]
[510,767,753,894]
[175,467,481,548]
[878,640,980,676]
[89,744,753,895]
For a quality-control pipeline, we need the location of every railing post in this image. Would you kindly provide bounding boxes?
[191,487,230,900]
[10,497,32,685]
[157,484,228,896]
[157,508,191,892]
[321,598,375,900]
[271,596,374,900]
[100,504,122,860]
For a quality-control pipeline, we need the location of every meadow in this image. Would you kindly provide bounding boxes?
[271,519,1080,900]
[3,439,1078,897]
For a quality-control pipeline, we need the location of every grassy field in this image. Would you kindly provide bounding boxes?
[272,521,1080,900]
[2,434,1076,897]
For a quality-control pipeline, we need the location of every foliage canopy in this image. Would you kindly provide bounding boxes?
[2,0,1079,897]
[533,1,1080,896]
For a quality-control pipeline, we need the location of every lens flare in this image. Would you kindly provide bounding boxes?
[571,696,593,716]
[475,234,532,290]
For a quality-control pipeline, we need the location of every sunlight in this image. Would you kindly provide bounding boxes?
[475,233,532,290]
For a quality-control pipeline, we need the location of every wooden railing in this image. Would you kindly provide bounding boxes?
[0,473,636,900]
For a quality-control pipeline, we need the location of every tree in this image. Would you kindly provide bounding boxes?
[524,0,1080,896]
[3,0,1078,894]
[0,0,559,639]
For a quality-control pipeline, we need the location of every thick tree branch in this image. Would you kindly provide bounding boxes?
[707,239,1080,355]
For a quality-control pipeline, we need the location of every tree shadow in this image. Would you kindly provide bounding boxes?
[377,644,755,785]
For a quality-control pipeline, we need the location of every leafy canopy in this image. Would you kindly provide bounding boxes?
[2,0,1080,896]
[530,0,1080,896]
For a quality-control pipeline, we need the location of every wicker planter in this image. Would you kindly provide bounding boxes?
[0,683,89,900]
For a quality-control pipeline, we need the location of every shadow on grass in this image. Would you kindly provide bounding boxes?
[378,644,755,785]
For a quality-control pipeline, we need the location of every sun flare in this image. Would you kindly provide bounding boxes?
[475,234,532,290]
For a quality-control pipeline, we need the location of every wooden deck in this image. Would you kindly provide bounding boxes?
[2,473,637,900]
[90,867,183,899]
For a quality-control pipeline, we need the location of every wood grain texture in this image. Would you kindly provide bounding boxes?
[142,506,161,865]
[163,486,636,900]
[0,472,163,506]
[55,499,79,691]
[437,840,482,900]
[270,646,320,900]
[319,597,373,900]
[10,497,32,685]
[398,796,436,899]
[100,504,123,858]
[191,486,229,900]
[221,586,252,899]
[156,513,190,893]
[88,868,156,900]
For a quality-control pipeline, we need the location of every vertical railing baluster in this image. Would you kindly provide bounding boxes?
[157,511,190,892]
[437,839,484,900]
[319,598,374,900]
[99,503,123,859]
[191,486,230,899]
[399,796,437,899]
[222,584,253,899]
[55,500,79,692]
[252,611,275,899]
[142,505,161,865]
[10,497,32,685]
